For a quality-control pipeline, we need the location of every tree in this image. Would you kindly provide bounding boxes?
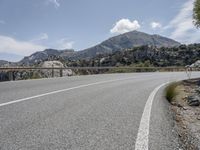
[193,0,200,28]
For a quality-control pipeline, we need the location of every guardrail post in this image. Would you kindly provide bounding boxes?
[60,68,63,77]
[8,71,13,81]
[52,65,54,78]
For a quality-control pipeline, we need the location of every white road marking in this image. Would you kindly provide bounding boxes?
[135,82,169,150]
[0,77,139,107]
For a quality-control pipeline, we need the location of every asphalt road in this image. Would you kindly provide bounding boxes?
[0,72,200,150]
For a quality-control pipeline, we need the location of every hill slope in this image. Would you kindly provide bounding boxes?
[18,31,180,65]
[0,60,9,66]
[69,44,200,68]
[71,31,180,59]
[19,49,75,66]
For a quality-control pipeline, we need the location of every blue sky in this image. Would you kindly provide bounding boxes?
[0,0,199,61]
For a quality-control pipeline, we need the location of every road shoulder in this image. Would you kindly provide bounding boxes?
[169,79,200,150]
[149,85,180,150]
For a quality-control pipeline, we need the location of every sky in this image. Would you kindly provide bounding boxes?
[0,0,199,61]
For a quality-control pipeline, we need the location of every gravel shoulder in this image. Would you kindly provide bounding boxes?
[169,79,200,150]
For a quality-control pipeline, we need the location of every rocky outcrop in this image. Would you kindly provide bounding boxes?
[69,44,200,67]
[190,60,200,68]
[0,61,73,82]
[187,95,200,106]
[19,49,75,66]
[40,61,73,77]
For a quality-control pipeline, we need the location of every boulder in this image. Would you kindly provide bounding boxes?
[40,61,73,77]
[190,60,200,68]
[195,87,200,94]
[187,95,200,106]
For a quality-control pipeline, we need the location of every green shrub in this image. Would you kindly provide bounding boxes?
[31,72,41,79]
[165,82,179,102]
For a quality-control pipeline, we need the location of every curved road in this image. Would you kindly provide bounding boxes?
[0,72,199,150]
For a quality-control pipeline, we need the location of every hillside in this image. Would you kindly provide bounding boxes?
[71,31,180,59]
[0,60,9,66]
[15,31,181,66]
[67,44,200,67]
[1,44,200,81]
[19,49,75,66]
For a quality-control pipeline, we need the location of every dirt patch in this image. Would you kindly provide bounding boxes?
[169,79,200,150]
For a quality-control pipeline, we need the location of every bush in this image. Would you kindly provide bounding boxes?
[165,82,179,102]
[31,72,41,79]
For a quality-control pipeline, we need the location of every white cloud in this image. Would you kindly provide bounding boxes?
[0,35,46,56]
[166,0,200,43]
[151,22,162,29]
[57,38,74,49]
[47,0,60,8]
[31,33,49,43]
[110,19,141,34]
[0,20,5,24]
[38,33,48,40]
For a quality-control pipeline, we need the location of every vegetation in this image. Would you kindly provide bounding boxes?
[165,82,180,103]
[30,72,41,79]
[67,44,200,68]
[194,0,200,28]
[1,44,200,81]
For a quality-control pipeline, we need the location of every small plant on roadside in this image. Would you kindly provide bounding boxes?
[31,72,41,79]
[165,82,179,103]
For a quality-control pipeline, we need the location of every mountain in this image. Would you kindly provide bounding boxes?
[0,60,9,66]
[17,31,180,65]
[71,31,180,59]
[0,52,23,62]
[0,60,19,67]
[19,49,75,66]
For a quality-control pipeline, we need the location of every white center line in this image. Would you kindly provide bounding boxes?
[0,77,139,107]
[135,82,169,150]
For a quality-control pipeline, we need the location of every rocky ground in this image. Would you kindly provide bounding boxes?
[170,79,200,150]
[0,61,73,81]
[40,61,73,78]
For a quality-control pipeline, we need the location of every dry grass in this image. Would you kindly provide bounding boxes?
[165,82,180,103]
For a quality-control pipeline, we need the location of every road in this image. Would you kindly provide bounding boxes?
[0,72,199,150]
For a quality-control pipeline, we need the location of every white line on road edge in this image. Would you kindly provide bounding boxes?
[0,77,139,107]
[135,82,169,150]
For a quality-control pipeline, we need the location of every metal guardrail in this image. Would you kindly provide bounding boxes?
[0,66,199,81]
[0,66,195,70]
